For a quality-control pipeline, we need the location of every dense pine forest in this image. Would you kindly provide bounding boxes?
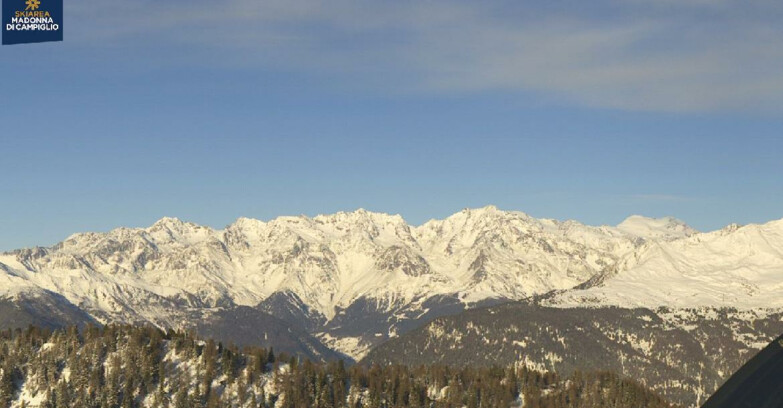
[0,325,678,408]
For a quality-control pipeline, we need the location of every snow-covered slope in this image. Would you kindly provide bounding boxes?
[552,219,783,308]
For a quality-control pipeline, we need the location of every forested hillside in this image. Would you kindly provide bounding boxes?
[363,304,783,406]
[0,325,677,408]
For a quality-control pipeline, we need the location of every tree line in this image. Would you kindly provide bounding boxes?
[0,325,678,407]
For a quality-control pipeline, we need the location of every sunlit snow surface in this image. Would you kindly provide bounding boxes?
[551,219,783,309]
[0,207,646,320]
[2,206,783,358]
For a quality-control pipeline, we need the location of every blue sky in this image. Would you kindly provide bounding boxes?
[1,0,782,250]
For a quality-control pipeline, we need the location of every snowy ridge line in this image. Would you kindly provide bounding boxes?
[1,206,782,358]
[0,206,699,318]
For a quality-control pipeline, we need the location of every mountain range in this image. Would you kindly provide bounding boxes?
[2,206,782,405]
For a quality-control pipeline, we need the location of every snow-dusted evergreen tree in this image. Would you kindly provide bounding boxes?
[0,324,677,408]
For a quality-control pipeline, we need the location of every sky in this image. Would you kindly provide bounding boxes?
[1,0,782,250]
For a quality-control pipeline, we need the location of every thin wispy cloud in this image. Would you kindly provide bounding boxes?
[53,1,783,113]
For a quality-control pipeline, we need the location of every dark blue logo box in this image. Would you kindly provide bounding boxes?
[2,0,63,45]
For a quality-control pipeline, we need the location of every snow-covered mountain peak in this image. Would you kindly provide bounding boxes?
[314,208,401,224]
[223,217,268,248]
[148,216,208,233]
[151,216,185,226]
[431,206,534,230]
[456,205,531,221]
[146,217,215,246]
[309,209,414,247]
[462,204,500,214]
[230,216,267,230]
[616,215,697,241]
